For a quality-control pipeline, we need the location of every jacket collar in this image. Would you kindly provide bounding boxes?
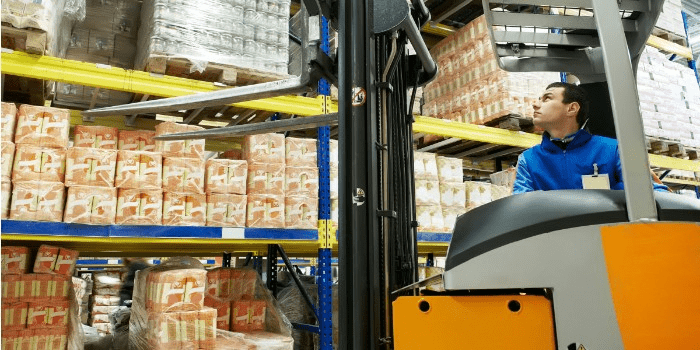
[541,129,592,153]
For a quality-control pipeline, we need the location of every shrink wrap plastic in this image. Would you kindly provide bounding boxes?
[244,134,285,164]
[436,156,463,182]
[1,180,10,219]
[32,245,78,276]
[1,246,30,274]
[163,157,205,193]
[63,186,117,224]
[489,167,516,191]
[10,181,65,222]
[116,188,163,225]
[414,179,440,206]
[14,105,70,148]
[465,181,492,207]
[442,207,466,233]
[329,165,338,199]
[491,184,511,201]
[413,151,438,180]
[1,141,15,181]
[329,139,338,167]
[439,182,466,208]
[205,159,248,194]
[93,271,122,290]
[162,192,207,226]
[284,166,318,197]
[285,137,317,167]
[246,194,284,228]
[12,145,66,183]
[416,205,444,233]
[284,196,317,229]
[115,150,162,189]
[65,147,117,187]
[1,102,17,142]
[73,125,119,149]
[155,122,205,159]
[206,193,247,227]
[118,130,156,151]
[247,163,285,196]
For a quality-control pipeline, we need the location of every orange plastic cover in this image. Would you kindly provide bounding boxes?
[12,145,66,183]
[284,167,318,198]
[2,180,11,219]
[206,193,247,227]
[1,246,29,274]
[285,137,317,167]
[64,186,117,224]
[162,157,205,194]
[10,182,65,222]
[205,159,247,195]
[1,141,15,180]
[65,147,117,187]
[115,150,163,189]
[246,194,284,228]
[247,163,285,196]
[14,105,70,148]
[155,122,205,159]
[244,133,285,164]
[162,192,207,226]
[118,130,156,151]
[284,196,318,229]
[73,125,119,149]
[116,188,163,225]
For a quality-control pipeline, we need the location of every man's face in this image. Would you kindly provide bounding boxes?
[532,87,569,130]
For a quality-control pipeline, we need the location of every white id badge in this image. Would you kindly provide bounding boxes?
[582,174,611,190]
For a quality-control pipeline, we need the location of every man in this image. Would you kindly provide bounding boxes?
[512,82,668,194]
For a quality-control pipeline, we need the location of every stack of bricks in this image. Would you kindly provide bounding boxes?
[9,105,70,222]
[1,244,78,349]
[89,271,123,334]
[244,134,287,228]
[284,137,318,229]
[422,15,559,125]
[1,102,16,219]
[203,268,266,333]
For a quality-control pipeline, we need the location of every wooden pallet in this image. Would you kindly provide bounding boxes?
[686,148,700,161]
[651,27,687,47]
[1,23,47,55]
[647,137,688,158]
[143,55,290,86]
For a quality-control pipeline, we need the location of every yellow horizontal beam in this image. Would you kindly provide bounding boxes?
[648,154,699,172]
[413,115,541,148]
[1,50,325,116]
[422,22,457,37]
[646,35,693,60]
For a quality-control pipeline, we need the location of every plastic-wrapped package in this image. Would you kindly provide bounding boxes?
[14,105,70,148]
[284,196,317,229]
[115,150,162,189]
[285,137,317,167]
[284,166,318,198]
[9,181,65,222]
[330,164,338,199]
[1,102,17,142]
[246,194,284,228]
[276,272,318,349]
[414,179,440,206]
[1,246,30,274]
[329,139,339,167]
[489,167,516,190]
[439,181,466,208]
[465,181,492,207]
[2,301,28,329]
[162,192,207,226]
[12,145,66,183]
[118,130,156,151]
[247,163,285,196]
[206,193,247,227]
[1,141,15,181]
[162,157,205,193]
[413,151,439,180]
[244,133,285,164]
[116,188,163,225]
[1,180,11,219]
[491,184,511,201]
[416,205,444,233]
[205,159,248,194]
[155,122,205,159]
[442,207,466,233]
[436,156,463,182]
[64,186,118,224]
[65,147,117,187]
[73,125,119,149]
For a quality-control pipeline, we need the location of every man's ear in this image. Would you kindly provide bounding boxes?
[568,102,580,118]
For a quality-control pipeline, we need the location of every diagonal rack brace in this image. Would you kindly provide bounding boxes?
[82,1,337,118]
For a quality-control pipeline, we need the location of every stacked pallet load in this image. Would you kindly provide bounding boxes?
[422,15,559,126]
[414,152,466,233]
[245,133,286,228]
[205,156,248,227]
[284,137,318,229]
[1,245,80,349]
[1,103,16,219]
[655,0,687,38]
[89,270,123,335]
[72,275,92,324]
[329,139,339,227]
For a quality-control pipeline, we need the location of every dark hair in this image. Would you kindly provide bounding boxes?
[546,82,589,127]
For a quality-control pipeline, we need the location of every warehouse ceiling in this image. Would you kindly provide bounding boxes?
[683,0,700,59]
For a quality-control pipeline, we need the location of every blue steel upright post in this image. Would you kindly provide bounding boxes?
[682,11,699,83]
[317,15,334,350]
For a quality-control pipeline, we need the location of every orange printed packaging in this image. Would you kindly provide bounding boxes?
[147,312,181,350]
[204,295,230,330]
[205,269,220,297]
[73,125,119,149]
[64,186,117,224]
[162,192,206,226]
[65,147,117,187]
[285,137,317,167]
[46,300,70,327]
[285,166,319,197]
[1,180,11,219]
[246,163,285,196]
[115,150,162,189]
[2,274,23,301]
[53,248,79,276]
[27,302,50,328]
[2,301,28,330]
[14,105,70,148]
[179,310,199,348]
[12,145,66,182]
[115,188,163,225]
[248,300,267,331]
[218,269,231,299]
[231,300,251,332]
[232,269,257,300]
[204,159,247,194]
[285,196,318,230]
[183,271,207,309]
[162,157,205,193]
[246,194,284,228]
[1,246,29,274]
[1,141,15,180]
[15,330,34,350]
[147,269,205,312]
[9,182,65,222]
[51,274,71,299]
[206,193,247,227]
[49,328,68,350]
[18,274,34,300]
[32,274,53,300]
[1,102,17,142]
[155,122,205,159]
[118,130,156,151]
[198,307,217,348]
[1,330,19,349]
[243,133,285,164]
[33,245,59,274]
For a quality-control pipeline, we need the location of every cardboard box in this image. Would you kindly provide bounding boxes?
[162,157,205,193]
[206,193,247,227]
[155,122,205,159]
[1,141,15,180]
[415,180,440,206]
[64,186,118,224]
[10,182,65,222]
[442,207,466,233]
[53,248,79,276]
[73,125,119,149]
[1,246,29,274]
[1,102,17,142]
[285,137,317,167]
[247,163,285,196]
[65,147,118,187]
[118,130,155,151]
[231,300,266,332]
[205,270,220,297]
[14,105,70,148]
[1,180,10,219]
[204,159,247,194]
[115,150,163,189]
[285,196,318,229]
[244,133,285,164]
[246,194,284,228]
[2,301,28,330]
[115,188,163,225]
[162,192,206,226]
[12,145,66,182]
[27,301,50,328]
[285,166,318,197]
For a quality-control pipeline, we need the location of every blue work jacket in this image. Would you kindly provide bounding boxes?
[513,129,667,194]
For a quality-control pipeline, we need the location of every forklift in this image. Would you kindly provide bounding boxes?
[83,0,700,348]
